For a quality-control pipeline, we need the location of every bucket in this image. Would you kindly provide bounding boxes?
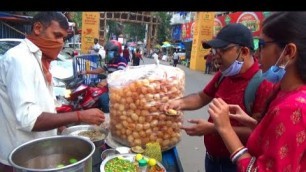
[9,135,95,172]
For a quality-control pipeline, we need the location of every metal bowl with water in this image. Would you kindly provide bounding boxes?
[61,125,109,167]
[9,135,95,172]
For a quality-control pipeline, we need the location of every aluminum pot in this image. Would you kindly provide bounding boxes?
[9,135,95,172]
[61,125,109,166]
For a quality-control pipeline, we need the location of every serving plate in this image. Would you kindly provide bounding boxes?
[100,153,166,172]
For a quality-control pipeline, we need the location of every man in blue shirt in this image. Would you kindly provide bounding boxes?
[81,40,127,113]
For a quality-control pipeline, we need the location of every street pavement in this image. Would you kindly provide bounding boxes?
[141,57,214,172]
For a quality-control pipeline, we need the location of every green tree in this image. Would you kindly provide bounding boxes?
[73,12,82,29]
[105,21,146,42]
[155,12,172,44]
[106,21,121,40]
[123,23,146,42]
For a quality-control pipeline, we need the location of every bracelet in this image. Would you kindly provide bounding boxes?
[231,147,248,163]
[76,111,81,123]
[230,146,245,160]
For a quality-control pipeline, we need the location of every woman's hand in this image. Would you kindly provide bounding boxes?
[228,104,258,129]
[208,98,232,132]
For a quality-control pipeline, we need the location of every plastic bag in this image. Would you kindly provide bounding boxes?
[108,64,185,151]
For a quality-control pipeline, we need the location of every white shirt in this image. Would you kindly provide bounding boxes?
[0,39,57,165]
[152,53,159,65]
[93,43,101,51]
[173,52,179,60]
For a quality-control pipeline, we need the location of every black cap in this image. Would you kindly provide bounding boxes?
[202,23,254,50]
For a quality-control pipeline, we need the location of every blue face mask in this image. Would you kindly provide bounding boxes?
[221,51,244,76]
[262,66,285,83]
[108,51,115,60]
[262,46,288,83]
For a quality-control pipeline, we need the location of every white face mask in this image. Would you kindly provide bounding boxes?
[221,51,243,76]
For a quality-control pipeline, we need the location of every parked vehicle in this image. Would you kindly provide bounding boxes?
[55,75,108,113]
[64,42,81,56]
[0,38,23,58]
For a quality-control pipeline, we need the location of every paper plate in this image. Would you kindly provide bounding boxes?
[100,153,166,172]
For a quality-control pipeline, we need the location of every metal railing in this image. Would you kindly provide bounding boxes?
[73,54,104,85]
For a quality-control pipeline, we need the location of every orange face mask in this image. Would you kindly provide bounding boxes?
[27,35,64,85]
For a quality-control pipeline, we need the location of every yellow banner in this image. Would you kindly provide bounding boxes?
[190,12,215,71]
[81,12,100,54]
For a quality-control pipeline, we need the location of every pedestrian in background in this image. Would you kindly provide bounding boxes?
[204,50,213,74]
[132,48,143,66]
[209,12,306,172]
[122,45,130,64]
[173,50,179,67]
[90,38,102,54]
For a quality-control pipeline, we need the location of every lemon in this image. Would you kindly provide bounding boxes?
[148,158,157,166]
[69,158,78,164]
[135,154,143,161]
[56,164,65,168]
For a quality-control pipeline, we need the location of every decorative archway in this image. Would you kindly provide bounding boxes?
[99,12,160,53]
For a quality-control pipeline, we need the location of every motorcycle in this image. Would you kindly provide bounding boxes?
[55,74,108,113]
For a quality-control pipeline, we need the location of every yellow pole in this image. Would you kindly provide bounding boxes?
[189,12,215,71]
[81,12,100,54]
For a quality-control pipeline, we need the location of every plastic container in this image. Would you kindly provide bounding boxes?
[108,64,185,151]
[138,158,148,172]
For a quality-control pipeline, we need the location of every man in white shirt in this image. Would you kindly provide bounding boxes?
[173,50,180,67]
[90,38,102,53]
[0,12,105,171]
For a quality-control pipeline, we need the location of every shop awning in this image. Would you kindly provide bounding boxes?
[0,12,32,23]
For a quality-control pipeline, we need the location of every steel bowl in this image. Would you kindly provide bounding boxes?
[61,125,109,166]
[61,124,108,147]
[100,149,120,161]
[9,135,95,172]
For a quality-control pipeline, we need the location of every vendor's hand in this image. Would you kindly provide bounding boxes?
[57,126,67,134]
[97,80,107,88]
[161,99,182,112]
[181,119,214,136]
[79,108,105,125]
[228,104,258,129]
[208,98,231,132]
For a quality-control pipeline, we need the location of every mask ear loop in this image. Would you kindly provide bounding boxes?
[275,45,288,68]
[235,47,243,63]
